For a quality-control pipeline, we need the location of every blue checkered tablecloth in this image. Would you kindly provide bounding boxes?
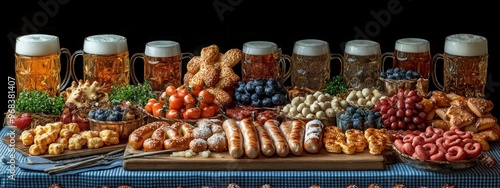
[1,126,500,188]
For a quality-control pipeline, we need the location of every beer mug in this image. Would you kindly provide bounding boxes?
[431,34,488,97]
[381,38,432,93]
[71,34,130,93]
[241,41,292,83]
[15,34,71,97]
[290,39,342,90]
[130,40,194,92]
[342,40,383,89]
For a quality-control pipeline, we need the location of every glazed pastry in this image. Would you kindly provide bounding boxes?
[87,137,105,149]
[29,144,47,156]
[56,137,69,149]
[62,123,80,134]
[68,134,86,150]
[48,143,64,155]
[20,130,35,146]
[99,130,120,146]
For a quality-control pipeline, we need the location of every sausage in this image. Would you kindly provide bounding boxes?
[253,120,275,157]
[128,121,165,149]
[239,118,260,159]
[264,120,289,157]
[222,119,244,158]
[304,120,324,154]
[281,120,305,156]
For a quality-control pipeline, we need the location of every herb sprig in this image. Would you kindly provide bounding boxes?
[323,75,349,96]
[108,81,157,106]
[14,89,65,114]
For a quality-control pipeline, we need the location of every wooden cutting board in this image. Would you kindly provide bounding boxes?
[122,144,388,171]
[2,135,127,161]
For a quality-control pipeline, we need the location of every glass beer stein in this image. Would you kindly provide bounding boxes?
[15,34,71,97]
[431,34,488,98]
[71,34,130,93]
[381,38,432,92]
[130,40,194,92]
[290,39,342,90]
[342,40,383,90]
[241,41,292,83]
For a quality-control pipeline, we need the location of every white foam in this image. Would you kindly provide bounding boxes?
[293,39,330,56]
[242,41,278,55]
[444,34,488,56]
[83,34,128,55]
[144,40,181,57]
[344,40,380,56]
[15,34,60,56]
[395,38,430,53]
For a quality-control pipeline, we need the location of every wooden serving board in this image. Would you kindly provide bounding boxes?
[123,144,387,171]
[2,135,127,161]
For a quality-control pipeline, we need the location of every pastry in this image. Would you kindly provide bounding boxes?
[467,97,494,117]
[48,143,64,155]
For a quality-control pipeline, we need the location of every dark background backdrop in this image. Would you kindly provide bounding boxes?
[1,0,499,118]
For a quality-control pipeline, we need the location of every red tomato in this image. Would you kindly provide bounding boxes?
[168,94,184,110]
[184,107,201,119]
[198,90,215,104]
[176,86,189,98]
[165,85,177,96]
[188,84,203,97]
[159,91,168,104]
[165,109,181,119]
[11,113,32,130]
[152,102,165,117]
[201,104,218,118]
[183,94,196,106]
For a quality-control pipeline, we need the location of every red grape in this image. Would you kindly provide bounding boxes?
[412,116,423,124]
[396,109,405,117]
[387,108,396,116]
[391,122,399,130]
[404,116,412,123]
[408,90,417,97]
[407,123,416,130]
[405,109,413,117]
[396,100,405,110]
[418,112,427,119]
[390,115,398,123]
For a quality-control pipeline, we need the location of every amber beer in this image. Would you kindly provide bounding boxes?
[71,34,130,93]
[241,41,291,83]
[291,39,342,90]
[342,40,382,90]
[386,38,432,79]
[432,34,488,98]
[131,41,193,91]
[15,34,71,97]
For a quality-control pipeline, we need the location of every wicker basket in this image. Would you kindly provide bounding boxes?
[4,112,60,130]
[141,107,224,125]
[89,114,147,140]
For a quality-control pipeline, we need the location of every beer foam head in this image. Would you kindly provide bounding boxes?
[15,34,60,56]
[293,39,330,56]
[83,34,128,55]
[395,38,430,53]
[344,40,380,56]
[243,41,278,55]
[444,34,488,56]
[145,40,181,57]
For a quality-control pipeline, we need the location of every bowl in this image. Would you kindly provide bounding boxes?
[89,115,146,140]
[392,144,496,173]
[380,77,418,97]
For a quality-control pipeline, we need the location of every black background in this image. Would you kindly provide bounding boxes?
[1,0,499,118]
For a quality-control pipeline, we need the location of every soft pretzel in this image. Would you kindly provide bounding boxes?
[164,122,195,151]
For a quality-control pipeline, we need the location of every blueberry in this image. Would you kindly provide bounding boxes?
[271,93,286,105]
[240,94,251,105]
[244,83,255,94]
[116,112,124,121]
[96,114,107,121]
[262,97,273,107]
[412,71,420,78]
[393,72,401,79]
[387,75,395,79]
[364,120,374,128]
[374,112,382,118]
[88,110,96,119]
[103,109,112,117]
[113,106,122,112]
[251,93,260,101]
[275,81,284,91]
[386,68,393,75]
[264,85,276,96]
[253,79,265,86]
[107,113,119,121]
[238,81,245,87]
[251,99,262,107]
[340,113,348,120]
[234,92,242,102]
[236,85,245,93]
[380,72,387,79]
[352,113,361,120]
[352,120,362,129]
[255,85,265,96]
[393,67,400,73]
[367,113,376,121]
[96,109,105,115]
[266,78,277,87]
[346,106,356,114]
[356,108,364,115]
[400,70,406,76]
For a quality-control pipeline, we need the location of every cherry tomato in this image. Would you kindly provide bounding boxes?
[176,85,189,98]
[152,102,165,117]
[11,113,32,130]
[201,103,218,118]
[165,85,177,96]
[198,90,215,104]
[168,94,184,110]
[198,102,209,110]
[159,91,169,104]
[144,99,157,114]
[184,107,201,119]
[184,94,196,106]
[166,109,181,119]
[188,84,203,97]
